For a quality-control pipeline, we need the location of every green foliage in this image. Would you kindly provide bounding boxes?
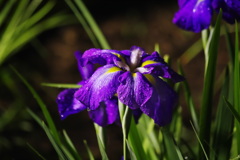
[198,11,222,160]
[0,0,73,65]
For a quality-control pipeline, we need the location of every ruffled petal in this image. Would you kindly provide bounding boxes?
[212,0,240,23]
[75,51,95,80]
[173,0,213,32]
[82,48,127,67]
[178,0,189,8]
[75,64,124,110]
[140,75,177,126]
[88,97,119,127]
[140,53,184,83]
[134,72,153,107]
[57,89,87,120]
[117,71,139,109]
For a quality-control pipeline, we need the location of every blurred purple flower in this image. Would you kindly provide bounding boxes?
[75,46,184,126]
[173,0,240,32]
[56,51,120,127]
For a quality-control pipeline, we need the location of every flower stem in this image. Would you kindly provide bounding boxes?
[119,100,132,160]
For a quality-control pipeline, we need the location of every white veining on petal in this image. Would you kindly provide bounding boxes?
[135,67,150,74]
[130,48,144,71]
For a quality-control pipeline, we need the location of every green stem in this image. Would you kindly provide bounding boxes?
[119,101,132,160]
[94,124,106,149]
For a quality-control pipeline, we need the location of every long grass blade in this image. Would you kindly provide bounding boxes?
[83,140,95,160]
[198,10,222,160]
[224,97,240,124]
[211,68,234,160]
[62,130,82,160]
[65,0,100,48]
[94,124,108,160]
[233,21,240,153]
[41,83,81,89]
[180,39,203,65]
[11,66,61,144]
[190,122,209,160]
[162,128,184,160]
[27,143,47,160]
[73,0,110,49]
[179,64,199,131]
[128,117,148,160]
[0,0,16,27]
[27,109,67,160]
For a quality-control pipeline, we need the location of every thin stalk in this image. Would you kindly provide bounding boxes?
[119,101,132,160]
[233,21,240,153]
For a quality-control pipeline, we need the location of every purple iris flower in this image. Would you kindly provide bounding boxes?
[173,0,240,32]
[74,46,184,126]
[56,51,120,127]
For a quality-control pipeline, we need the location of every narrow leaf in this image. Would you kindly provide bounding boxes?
[224,97,240,123]
[83,140,95,160]
[233,21,240,153]
[94,124,108,160]
[27,143,47,160]
[190,122,209,160]
[198,10,222,159]
[73,0,110,49]
[211,68,234,160]
[162,128,184,160]
[11,66,61,144]
[41,83,81,89]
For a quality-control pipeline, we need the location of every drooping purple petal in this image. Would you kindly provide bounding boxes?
[75,51,95,80]
[75,64,124,110]
[117,71,139,109]
[212,0,240,23]
[173,0,213,32]
[134,72,153,107]
[57,89,87,120]
[89,97,119,127]
[140,75,177,126]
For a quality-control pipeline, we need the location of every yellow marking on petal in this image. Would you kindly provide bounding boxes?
[141,60,158,67]
[112,52,126,63]
[106,66,122,74]
[143,74,156,85]
[132,73,137,77]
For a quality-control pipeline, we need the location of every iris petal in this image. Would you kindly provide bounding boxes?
[173,0,213,32]
[178,0,189,8]
[117,71,139,109]
[75,51,95,80]
[89,97,119,127]
[212,0,240,23]
[140,75,177,126]
[75,64,124,110]
[141,52,184,83]
[129,46,145,69]
[57,89,87,120]
[134,72,153,107]
[82,48,126,66]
